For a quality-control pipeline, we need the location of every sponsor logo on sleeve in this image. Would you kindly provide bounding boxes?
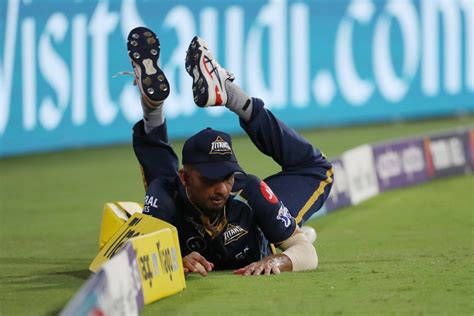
[276,203,292,228]
[143,195,158,213]
[144,195,159,207]
[260,181,279,204]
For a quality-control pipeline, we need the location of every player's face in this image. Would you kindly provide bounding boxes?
[180,167,235,215]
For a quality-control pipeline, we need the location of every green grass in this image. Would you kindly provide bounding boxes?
[148,175,474,315]
[0,115,473,315]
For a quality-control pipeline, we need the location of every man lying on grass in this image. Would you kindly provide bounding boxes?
[127,27,333,275]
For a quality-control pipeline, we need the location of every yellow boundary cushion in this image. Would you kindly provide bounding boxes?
[66,225,186,313]
[98,202,143,250]
[130,229,186,304]
[90,213,177,273]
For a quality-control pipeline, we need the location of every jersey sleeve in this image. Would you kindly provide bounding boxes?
[242,176,297,244]
[142,177,178,225]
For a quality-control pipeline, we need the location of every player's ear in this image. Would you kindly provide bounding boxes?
[178,168,188,186]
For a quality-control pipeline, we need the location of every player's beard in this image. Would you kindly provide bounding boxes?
[185,187,227,217]
[199,196,227,217]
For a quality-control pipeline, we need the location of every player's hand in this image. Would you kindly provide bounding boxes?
[233,255,290,276]
[182,251,214,277]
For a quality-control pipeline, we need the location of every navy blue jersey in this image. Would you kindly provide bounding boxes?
[134,98,333,270]
[143,173,296,270]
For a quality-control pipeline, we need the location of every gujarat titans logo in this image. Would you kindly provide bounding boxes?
[209,136,232,155]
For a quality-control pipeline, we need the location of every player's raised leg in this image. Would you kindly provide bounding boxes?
[185,36,235,107]
[185,36,253,122]
[128,26,179,186]
[185,36,333,229]
[128,27,170,108]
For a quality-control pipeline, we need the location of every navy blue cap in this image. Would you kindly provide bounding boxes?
[182,128,243,180]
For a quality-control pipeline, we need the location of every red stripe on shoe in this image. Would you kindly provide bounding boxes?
[215,85,222,105]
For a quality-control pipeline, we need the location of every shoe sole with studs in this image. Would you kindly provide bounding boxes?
[127,27,170,106]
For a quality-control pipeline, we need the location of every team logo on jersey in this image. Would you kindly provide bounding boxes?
[209,136,232,155]
[260,181,279,204]
[223,224,248,245]
[276,204,292,227]
[186,236,207,252]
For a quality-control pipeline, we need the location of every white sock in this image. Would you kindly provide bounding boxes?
[225,81,253,122]
[141,97,165,133]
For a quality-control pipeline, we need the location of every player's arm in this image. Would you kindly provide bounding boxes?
[233,177,317,276]
[233,226,317,275]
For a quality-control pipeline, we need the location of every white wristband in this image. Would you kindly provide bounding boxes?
[281,232,318,271]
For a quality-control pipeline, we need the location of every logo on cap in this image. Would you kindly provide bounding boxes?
[209,136,232,155]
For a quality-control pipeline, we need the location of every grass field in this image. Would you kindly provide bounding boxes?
[0,115,473,315]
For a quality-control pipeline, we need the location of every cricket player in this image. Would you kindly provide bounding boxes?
[128,27,333,276]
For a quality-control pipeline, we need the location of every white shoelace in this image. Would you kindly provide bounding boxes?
[112,71,135,78]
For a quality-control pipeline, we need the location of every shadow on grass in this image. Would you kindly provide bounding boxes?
[0,261,92,314]
[0,256,90,266]
[49,269,91,280]
[0,256,92,287]
[0,269,91,286]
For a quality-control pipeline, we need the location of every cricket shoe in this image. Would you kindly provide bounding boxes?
[127,26,170,108]
[185,36,235,107]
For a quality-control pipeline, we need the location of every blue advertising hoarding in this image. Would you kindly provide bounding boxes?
[1,0,473,156]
